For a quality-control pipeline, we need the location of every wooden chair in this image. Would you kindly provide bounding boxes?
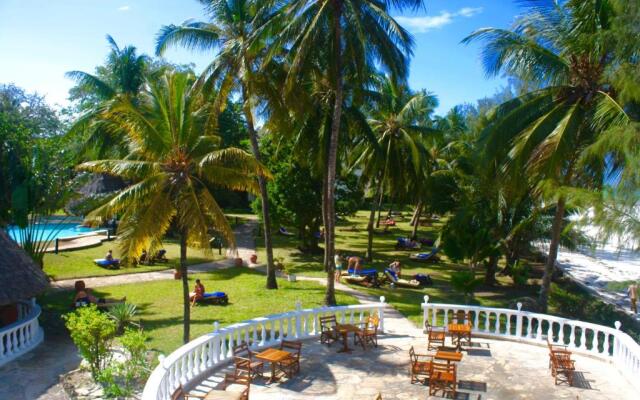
[428,361,457,397]
[549,351,575,386]
[546,338,572,370]
[355,314,379,349]
[425,320,446,351]
[277,340,302,378]
[409,346,434,384]
[319,315,339,346]
[233,342,264,379]
[170,374,250,400]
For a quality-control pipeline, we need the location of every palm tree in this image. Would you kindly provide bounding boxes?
[267,0,423,305]
[66,35,148,157]
[155,0,279,289]
[353,76,435,260]
[463,0,629,311]
[78,71,268,343]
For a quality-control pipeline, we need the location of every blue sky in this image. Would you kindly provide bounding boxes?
[0,0,520,114]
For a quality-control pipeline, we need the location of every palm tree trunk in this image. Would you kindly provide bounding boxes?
[484,254,498,286]
[323,1,344,306]
[410,202,422,226]
[366,178,382,261]
[242,85,277,290]
[538,197,566,312]
[375,190,384,228]
[411,203,422,240]
[180,231,190,344]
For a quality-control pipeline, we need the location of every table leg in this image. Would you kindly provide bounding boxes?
[337,331,351,353]
[267,362,279,384]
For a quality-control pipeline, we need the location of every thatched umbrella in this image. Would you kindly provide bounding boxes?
[0,229,49,306]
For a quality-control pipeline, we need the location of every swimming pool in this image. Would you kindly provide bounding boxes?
[6,223,101,243]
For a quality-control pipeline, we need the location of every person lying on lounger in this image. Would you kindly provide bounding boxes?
[73,280,125,308]
[388,260,402,278]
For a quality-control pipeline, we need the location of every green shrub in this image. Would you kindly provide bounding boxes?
[63,305,116,378]
[98,329,151,398]
[450,270,482,303]
[108,303,139,335]
[511,261,530,286]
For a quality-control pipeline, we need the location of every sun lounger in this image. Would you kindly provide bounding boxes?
[384,269,421,288]
[395,237,421,250]
[409,248,440,263]
[278,227,295,236]
[193,291,229,306]
[94,258,120,269]
[341,268,378,277]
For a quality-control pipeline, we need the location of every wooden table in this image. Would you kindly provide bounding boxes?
[204,390,243,400]
[254,348,292,384]
[448,323,472,351]
[335,323,361,353]
[435,349,463,364]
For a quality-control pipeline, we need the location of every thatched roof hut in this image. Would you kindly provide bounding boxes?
[0,230,49,306]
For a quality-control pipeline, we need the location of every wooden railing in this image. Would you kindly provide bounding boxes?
[142,299,387,400]
[422,295,640,390]
[0,299,44,367]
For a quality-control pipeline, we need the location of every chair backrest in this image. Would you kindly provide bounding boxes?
[455,310,471,325]
[223,373,250,398]
[171,385,185,400]
[431,361,456,381]
[281,340,302,359]
[409,346,417,364]
[233,342,250,357]
[366,314,380,331]
[424,320,436,334]
[319,315,337,331]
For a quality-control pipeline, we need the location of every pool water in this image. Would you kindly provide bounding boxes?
[7,223,100,243]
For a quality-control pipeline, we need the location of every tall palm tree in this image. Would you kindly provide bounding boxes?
[353,76,435,260]
[463,0,629,311]
[267,0,423,305]
[78,71,268,343]
[155,0,279,289]
[66,35,148,157]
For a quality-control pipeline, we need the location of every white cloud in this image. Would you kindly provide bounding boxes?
[117,5,130,12]
[395,6,484,33]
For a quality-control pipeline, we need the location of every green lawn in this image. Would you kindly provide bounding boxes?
[43,240,226,280]
[40,267,358,354]
[256,211,638,335]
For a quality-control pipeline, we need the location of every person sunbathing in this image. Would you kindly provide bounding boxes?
[190,279,206,305]
[73,280,124,308]
[348,256,362,276]
[389,260,402,278]
[105,250,114,261]
[139,249,149,265]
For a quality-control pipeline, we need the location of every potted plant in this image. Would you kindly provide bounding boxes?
[250,253,258,264]
[174,267,182,279]
[234,257,244,267]
[274,256,285,272]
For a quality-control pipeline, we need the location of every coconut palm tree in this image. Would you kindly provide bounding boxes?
[353,76,436,260]
[78,71,268,343]
[463,0,630,311]
[266,0,423,305]
[155,0,279,289]
[66,35,148,157]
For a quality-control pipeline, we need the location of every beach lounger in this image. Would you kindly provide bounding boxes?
[94,258,120,269]
[384,269,421,288]
[341,268,378,277]
[278,227,295,236]
[409,248,440,263]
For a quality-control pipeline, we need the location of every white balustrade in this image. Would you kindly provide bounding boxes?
[143,298,387,400]
[421,295,640,391]
[0,299,44,368]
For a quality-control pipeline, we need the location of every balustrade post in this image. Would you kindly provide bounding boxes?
[379,296,386,333]
[422,295,429,330]
[613,321,622,361]
[295,302,302,339]
[515,302,523,338]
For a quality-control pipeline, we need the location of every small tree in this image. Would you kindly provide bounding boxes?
[63,305,116,378]
[450,270,482,304]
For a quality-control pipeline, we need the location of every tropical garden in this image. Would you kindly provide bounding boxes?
[1,0,639,397]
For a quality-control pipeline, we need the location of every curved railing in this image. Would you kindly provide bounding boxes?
[142,299,387,400]
[421,295,640,391]
[0,299,44,367]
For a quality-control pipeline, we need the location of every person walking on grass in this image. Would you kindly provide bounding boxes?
[629,282,638,314]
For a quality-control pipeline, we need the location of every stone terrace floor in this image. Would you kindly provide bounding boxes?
[189,333,637,400]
